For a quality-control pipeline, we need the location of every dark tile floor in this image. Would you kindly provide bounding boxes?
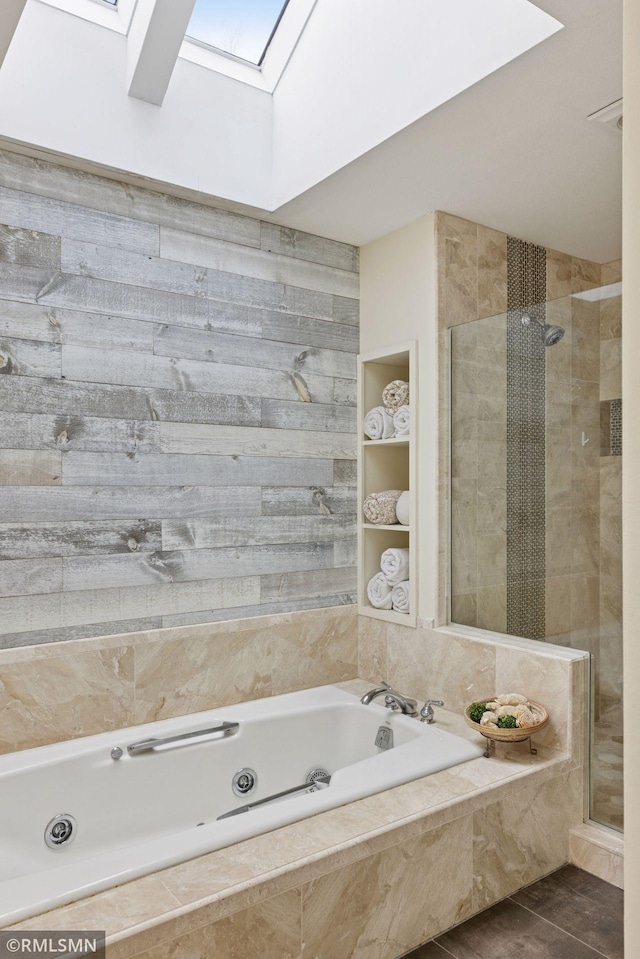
[406,865,623,959]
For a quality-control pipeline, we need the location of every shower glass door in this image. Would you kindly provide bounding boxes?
[449,281,623,832]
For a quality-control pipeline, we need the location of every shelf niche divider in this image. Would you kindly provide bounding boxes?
[357,341,417,628]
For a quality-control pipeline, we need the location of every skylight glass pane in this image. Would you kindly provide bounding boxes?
[187,0,289,65]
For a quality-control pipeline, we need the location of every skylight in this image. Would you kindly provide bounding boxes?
[186,0,289,65]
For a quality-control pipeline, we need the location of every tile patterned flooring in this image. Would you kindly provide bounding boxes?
[406,865,623,958]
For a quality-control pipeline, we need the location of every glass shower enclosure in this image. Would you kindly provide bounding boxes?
[449,281,623,832]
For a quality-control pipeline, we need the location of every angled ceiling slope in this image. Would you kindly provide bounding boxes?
[0,0,621,260]
[0,0,560,210]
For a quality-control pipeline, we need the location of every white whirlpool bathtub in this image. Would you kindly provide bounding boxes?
[0,684,483,925]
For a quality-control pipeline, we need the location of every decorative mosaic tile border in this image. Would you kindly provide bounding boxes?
[600,399,622,456]
[506,237,547,639]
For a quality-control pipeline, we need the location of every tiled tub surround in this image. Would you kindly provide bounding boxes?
[0,149,359,649]
[0,605,358,754]
[4,674,585,959]
[0,684,483,926]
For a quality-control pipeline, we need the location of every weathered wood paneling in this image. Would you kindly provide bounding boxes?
[0,413,160,453]
[332,296,360,327]
[0,377,261,426]
[162,515,357,551]
[0,618,163,648]
[0,336,61,378]
[0,486,261,521]
[0,300,58,343]
[260,567,357,604]
[0,262,63,304]
[334,539,358,568]
[0,520,162,559]
[261,312,358,354]
[260,223,359,274]
[0,152,358,646]
[333,377,357,406]
[159,423,355,460]
[31,272,265,337]
[0,576,261,635]
[162,594,353,628]
[261,486,357,516]
[333,460,357,486]
[0,224,61,270]
[261,398,356,434]
[153,324,356,379]
[0,150,261,248]
[62,452,334,487]
[0,449,61,485]
[0,558,63,597]
[61,238,353,322]
[0,187,160,254]
[62,542,334,592]
[160,227,359,298]
[62,344,339,405]
[0,300,156,352]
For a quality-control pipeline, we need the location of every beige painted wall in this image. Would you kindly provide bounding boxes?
[622,0,639,943]
[359,214,438,623]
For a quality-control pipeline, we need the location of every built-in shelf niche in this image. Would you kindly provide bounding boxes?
[357,342,417,627]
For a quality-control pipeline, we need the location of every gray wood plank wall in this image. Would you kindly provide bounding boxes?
[0,150,358,646]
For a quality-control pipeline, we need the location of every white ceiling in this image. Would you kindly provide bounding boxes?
[269,0,623,263]
[0,0,622,263]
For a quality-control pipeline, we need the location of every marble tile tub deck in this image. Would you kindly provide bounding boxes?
[5,679,584,959]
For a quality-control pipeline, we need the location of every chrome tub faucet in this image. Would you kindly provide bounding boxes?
[360,682,418,716]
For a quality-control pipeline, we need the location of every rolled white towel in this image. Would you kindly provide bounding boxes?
[380,547,410,585]
[396,491,410,527]
[393,405,410,437]
[367,572,393,609]
[363,406,394,440]
[391,580,410,614]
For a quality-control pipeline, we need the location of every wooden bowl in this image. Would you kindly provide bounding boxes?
[464,699,549,744]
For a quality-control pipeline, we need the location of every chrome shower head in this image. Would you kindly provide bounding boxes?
[521,313,565,347]
[543,324,565,347]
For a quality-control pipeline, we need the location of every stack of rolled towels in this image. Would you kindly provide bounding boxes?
[363,379,410,441]
[367,547,410,614]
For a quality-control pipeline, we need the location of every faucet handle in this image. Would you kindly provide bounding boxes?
[420,700,444,723]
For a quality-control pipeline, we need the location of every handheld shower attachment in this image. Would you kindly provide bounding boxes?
[521,312,565,347]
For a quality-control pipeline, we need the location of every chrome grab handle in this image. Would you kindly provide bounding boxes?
[217,774,331,820]
[127,721,239,755]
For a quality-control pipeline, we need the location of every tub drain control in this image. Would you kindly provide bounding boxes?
[232,768,257,797]
[44,813,77,849]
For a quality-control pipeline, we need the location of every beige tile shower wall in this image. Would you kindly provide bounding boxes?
[0,150,359,649]
[544,261,602,657]
[450,315,507,631]
[0,605,357,753]
[440,211,603,636]
[438,213,507,628]
[599,259,623,708]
